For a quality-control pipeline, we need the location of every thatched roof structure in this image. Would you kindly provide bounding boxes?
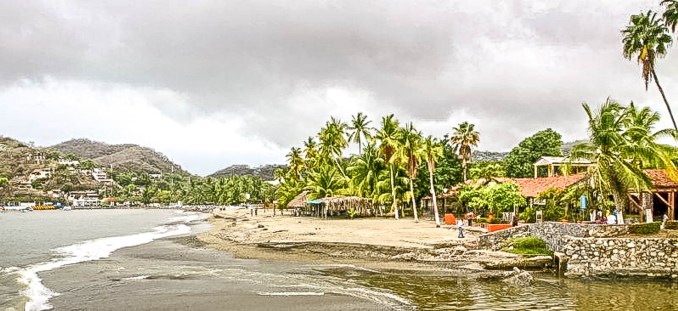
[287,191,308,208]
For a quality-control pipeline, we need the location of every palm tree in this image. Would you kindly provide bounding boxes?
[305,165,346,200]
[571,99,677,213]
[318,117,349,177]
[375,114,402,219]
[395,122,423,222]
[303,137,318,172]
[450,122,480,182]
[347,112,373,155]
[286,147,304,180]
[662,0,678,32]
[347,143,384,199]
[622,10,677,130]
[422,136,444,227]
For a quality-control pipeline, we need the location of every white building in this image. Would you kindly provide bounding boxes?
[92,168,114,184]
[58,159,80,166]
[69,190,101,208]
[28,168,51,182]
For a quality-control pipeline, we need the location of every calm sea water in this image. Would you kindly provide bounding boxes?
[1,210,677,311]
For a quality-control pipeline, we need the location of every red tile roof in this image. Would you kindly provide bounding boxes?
[645,169,678,189]
[507,175,585,198]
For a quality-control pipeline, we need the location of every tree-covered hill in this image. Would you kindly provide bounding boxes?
[50,139,190,176]
[208,164,285,180]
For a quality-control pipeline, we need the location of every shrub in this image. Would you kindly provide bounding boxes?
[503,236,553,257]
[664,221,678,230]
[628,222,661,235]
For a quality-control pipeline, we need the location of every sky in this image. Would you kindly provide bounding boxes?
[1,0,678,176]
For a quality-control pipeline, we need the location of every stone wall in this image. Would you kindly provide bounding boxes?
[477,225,530,251]
[477,222,629,252]
[563,237,678,279]
[530,222,630,252]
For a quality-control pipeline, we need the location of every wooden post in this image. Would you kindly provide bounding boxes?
[534,165,538,178]
[670,192,676,221]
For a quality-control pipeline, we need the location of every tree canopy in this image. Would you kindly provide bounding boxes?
[505,128,563,178]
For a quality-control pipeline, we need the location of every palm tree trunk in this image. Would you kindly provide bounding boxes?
[409,178,418,223]
[428,165,440,227]
[333,156,347,178]
[462,158,468,182]
[652,69,678,131]
[390,164,399,220]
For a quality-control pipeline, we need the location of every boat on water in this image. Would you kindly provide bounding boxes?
[62,206,72,211]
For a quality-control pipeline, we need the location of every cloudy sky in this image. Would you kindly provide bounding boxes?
[1,0,677,175]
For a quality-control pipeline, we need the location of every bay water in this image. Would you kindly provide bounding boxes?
[1,209,676,310]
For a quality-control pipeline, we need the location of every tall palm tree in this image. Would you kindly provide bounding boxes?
[395,122,423,222]
[303,137,318,172]
[375,114,402,219]
[450,122,480,182]
[347,112,373,155]
[318,117,349,177]
[286,147,304,180]
[571,99,677,213]
[423,136,444,227]
[662,0,678,32]
[622,10,677,130]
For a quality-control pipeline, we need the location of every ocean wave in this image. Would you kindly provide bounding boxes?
[256,291,325,296]
[20,223,192,311]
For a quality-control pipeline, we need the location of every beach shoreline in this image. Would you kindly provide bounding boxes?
[195,209,542,277]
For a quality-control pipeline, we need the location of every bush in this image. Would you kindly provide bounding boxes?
[502,236,553,257]
[664,221,678,230]
[628,222,661,235]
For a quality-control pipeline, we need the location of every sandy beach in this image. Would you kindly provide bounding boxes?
[195,208,534,276]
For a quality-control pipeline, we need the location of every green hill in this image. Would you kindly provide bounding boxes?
[49,139,190,176]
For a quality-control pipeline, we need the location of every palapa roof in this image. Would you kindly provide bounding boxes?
[287,191,308,208]
[645,169,678,189]
[507,174,585,198]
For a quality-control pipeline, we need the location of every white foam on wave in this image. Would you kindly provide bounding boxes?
[20,223,192,311]
[256,291,325,296]
[168,211,207,223]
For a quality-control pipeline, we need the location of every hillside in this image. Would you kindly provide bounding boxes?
[50,139,190,176]
[0,136,100,197]
[209,164,285,180]
[472,150,508,162]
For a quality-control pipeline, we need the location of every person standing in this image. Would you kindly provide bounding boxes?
[457,218,465,238]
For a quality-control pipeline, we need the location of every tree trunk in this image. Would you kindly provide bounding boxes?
[429,165,441,227]
[462,158,468,182]
[652,69,678,131]
[333,156,347,178]
[409,178,418,223]
[390,164,399,220]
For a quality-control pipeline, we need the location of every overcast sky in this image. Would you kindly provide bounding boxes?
[1,0,677,175]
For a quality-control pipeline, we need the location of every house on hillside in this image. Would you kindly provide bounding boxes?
[91,168,114,184]
[28,168,52,182]
[69,190,101,207]
[58,159,80,166]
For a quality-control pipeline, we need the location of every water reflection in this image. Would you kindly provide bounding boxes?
[325,269,678,310]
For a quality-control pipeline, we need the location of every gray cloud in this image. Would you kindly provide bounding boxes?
[1,0,674,155]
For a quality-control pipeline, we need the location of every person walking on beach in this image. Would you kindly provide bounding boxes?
[457,218,465,238]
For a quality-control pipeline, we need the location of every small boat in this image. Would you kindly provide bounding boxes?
[62,206,72,211]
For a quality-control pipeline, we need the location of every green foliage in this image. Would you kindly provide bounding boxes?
[571,100,678,212]
[521,188,568,222]
[629,222,661,234]
[505,129,563,178]
[665,221,678,230]
[503,236,553,257]
[0,177,8,188]
[469,161,505,180]
[459,183,526,215]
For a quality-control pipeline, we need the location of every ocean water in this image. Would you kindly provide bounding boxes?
[1,210,677,311]
[0,209,202,310]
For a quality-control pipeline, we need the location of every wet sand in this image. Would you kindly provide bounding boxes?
[41,238,399,311]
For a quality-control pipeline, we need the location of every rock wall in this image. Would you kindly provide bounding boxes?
[530,222,630,252]
[477,225,530,251]
[477,222,629,252]
[564,237,678,279]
